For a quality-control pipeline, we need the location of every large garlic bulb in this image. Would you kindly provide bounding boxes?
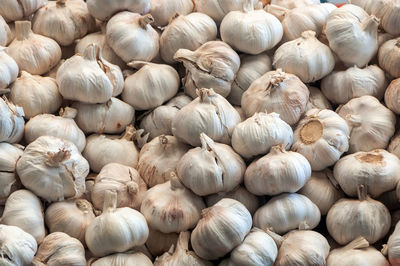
[270,0,320,9]
[325,4,379,67]
[174,41,240,98]
[0,16,12,46]
[241,69,309,125]
[16,136,89,202]
[87,0,150,21]
[0,47,18,91]
[0,143,22,204]
[85,190,149,257]
[191,198,252,260]
[8,21,61,75]
[146,228,179,257]
[388,220,400,266]
[321,65,387,104]
[385,78,400,114]
[150,0,194,27]
[0,0,46,22]
[306,86,332,112]
[292,109,350,171]
[337,95,396,152]
[254,193,320,234]
[160,13,217,64]
[2,189,45,244]
[90,252,153,266]
[378,38,400,78]
[0,97,24,144]
[106,12,159,63]
[326,185,391,245]
[177,133,246,196]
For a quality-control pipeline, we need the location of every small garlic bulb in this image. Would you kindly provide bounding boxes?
[326,185,391,245]
[378,38,400,78]
[191,198,252,260]
[292,109,350,171]
[85,190,149,257]
[87,0,150,21]
[8,21,61,75]
[0,143,22,204]
[270,0,320,9]
[0,97,25,144]
[2,189,45,244]
[254,193,320,234]
[177,133,246,196]
[241,69,309,125]
[385,78,400,114]
[337,95,396,153]
[146,228,179,257]
[174,41,240,98]
[306,86,332,112]
[0,16,12,46]
[0,0,46,22]
[0,47,18,91]
[160,12,217,64]
[90,252,153,266]
[388,221,400,266]
[321,65,387,104]
[106,12,159,63]
[16,136,89,202]
[150,0,194,27]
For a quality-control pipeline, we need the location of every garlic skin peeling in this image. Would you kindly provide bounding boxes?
[90,252,153,266]
[0,0,46,22]
[150,0,194,27]
[379,38,400,78]
[87,0,150,21]
[0,97,25,144]
[0,47,18,91]
[0,16,12,46]
[0,143,22,204]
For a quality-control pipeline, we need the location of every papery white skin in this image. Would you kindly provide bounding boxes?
[0,16,12,46]
[91,252,153,266]
[87,0,149,21]
[0,143,22,204]
[0,0,46,22]
[270,0,320,9]
[145,228,179,257]
[0,47,18,91]
[306,86,332,112]
[388,220,400,266]
[379,38,400,78]
[150,0,193,27]
[0,97,25,144]
[385,78,400,114]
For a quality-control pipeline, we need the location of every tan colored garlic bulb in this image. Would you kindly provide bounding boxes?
[32,0,96,46]
[337,95,396,152]
[0,47,18,91]
[146,228,179,257]
[241,69,309,125]
[16,136,89,202]
[379,38,400,78]
[270,0,320,9]
[0,143,22,204]
[0,16,12,46]
[326,185,391,245]
[174,41,240,98]
[292,109,350,171]
[385,78,400,114]
[388,220,400,266]
[389,130,400,159]
[86,190,149,257]
[321,65,387,104]
[150,0,194,27]
[0,97,25,144]
[106,12,159,63]
[254,193,320,234]
[87,0,150,21]
[306,86,332,112]
[8,21,61,75]
[177,133,246,196]
[90,252,153,266]
[0,0,46,22]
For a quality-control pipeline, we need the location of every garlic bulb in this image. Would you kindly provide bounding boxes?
[326,185,391,245]
[325,4,379,67]
[34,232,86,266]
[177,133,246,196]
[138,135,189,187]
[174,41,240,98]
[0,97,25,144]
[57,44,123,103]
[227,53,272,105]
[172,88,241,146]
[306,86,332,112]
[83,126,139,173]
[106,12,159,63]
[87,0,150,21]
[220,2,282,54]
[90,252,153,266]
[8,21,61,75]
[321,65,387,104]
[160,12,217,64]
[146,228,179,257]
[91,163,147,210]
[337,95,396,153]
[16,136,89,202]
[0,0,46,22]
[0,16,12,46]
[150,0,194,27]
[2,189,45,244]
[191,198,252,260]
[86,190,149,257]
[32,0,96,46]
[390,131,400,159]
[385,78,400,114]
[254,193,320,234]
[242,69,309,125]
[377,189,399,211]
[9,71,62,119]
[122,61,179,110]
[388,220,400,266]
[270,0,320,9]
[0,47,18,91]
[292,109,350,171]
[378,38,400,78]
[0,143,22,204]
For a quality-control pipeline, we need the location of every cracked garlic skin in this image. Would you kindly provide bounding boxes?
[150,0,193,27]
[379,38,400,78]
[388,221,400,266]
[91,252,153,266]
[0,47,18,91]
[0,0,46,22]
[0,97,25,144]
[0,16,12,46]
[87,0,149,21]
[0,143,22,204]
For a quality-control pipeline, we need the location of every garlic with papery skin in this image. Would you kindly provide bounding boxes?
[191,198,252,260]
[0,0,46,22]
[379,38,400,78]
[388,221,400,266]
[150,0,194,27]
[337,95,396,153]
[8,21,61,75]
[0,143,22,204]
[241,69,309,125]
[16,136,89,202]
[326,185,391,245]
[292,109,350,171]
[90,252,153,266]
[0,97,24,144]
[0,47,18,91]
[86,190,149,257]
[146,228,179,257]
[1,189,45,244]
[390,132,400,160]
[106,12,159,63]
[385,78,400,114]
[177,133,246,196]
[270,0,320,9]
[306,86,332,112]
[87,0,150,21]
[321,65,387,104]
[174,41,240,98]
[0,16,12,46]
[254,193,320,234]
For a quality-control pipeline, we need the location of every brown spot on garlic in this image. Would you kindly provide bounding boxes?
[300,119,323,145]
[355,152,384,164]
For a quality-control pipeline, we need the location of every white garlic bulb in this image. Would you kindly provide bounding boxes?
[378,38,400,78]
[242,69,309,125]
[191,198,252,260]
[146,228,179,257]
[172,88,241,146]
[8,21,61,75]
[270,0,320,9]
[150,0,194,27]
[292,109,350,171]
[321,65,387,104]
[254,193,320,234]
[122,61,179,110]
[0,143,22,204]
[337,95,396,153]
[326,185,391,245]
[0,97,25,144]
[306,86,332,112]
[16,136,89,202]
[90,252,153,266]
[0,47,18,91]
[87,0,150,21]
[106,12,159,63]
[174,41,240,98]
[85,190,149,257]
[385,78,400,114]
[0,16,12,46]
[177,133,246,196]
[388,220,400,266]
[0,0,46,22]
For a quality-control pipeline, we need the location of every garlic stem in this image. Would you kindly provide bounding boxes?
[102,190,117,212]
[15,21,33,41]
[173,49,195,62]
[264,4,288,22]
[176,231,190,252]
[170,172,184,190]
[45,149,71,167]
[263,228,284,248]
[127,61,150,70]
[346,114,362,127]
[343,236,369,250]
[301,30,317,39]
[362,15,380,34]
[357,184,368,201]
[75,199,92,214]
[243,0,254,13]
[159,135,168,145]
[83,44,101,61]
[126,181,138,195]
[269,144,286,155]
[121,125,135,141]
[139,14,154,29]
[59,107,78,119]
